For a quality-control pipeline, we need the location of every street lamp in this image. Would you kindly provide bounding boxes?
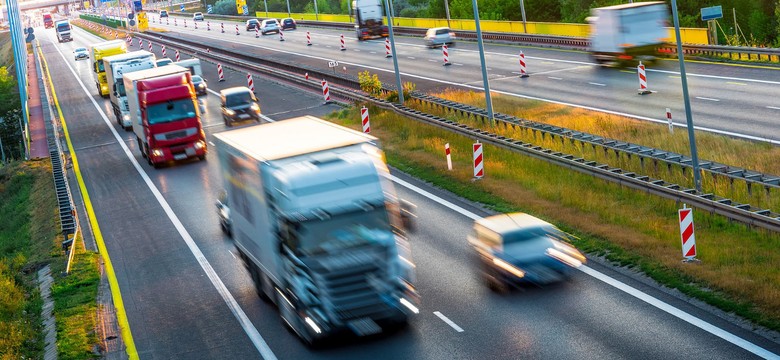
[443,0,450,28]
[471,0,494,123]
[518,0,526,33]
[384,0,403,104]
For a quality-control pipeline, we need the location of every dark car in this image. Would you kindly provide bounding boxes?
[246,19,260,31]
[159,10,169,18]
[191,75,207,96]
[215,190,231,236]
[280,18,296,30]
[220,87,262,126]
[468,213,586,293]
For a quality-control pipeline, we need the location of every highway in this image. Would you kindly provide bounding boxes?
[37,22,780,359]
[146,14,780,144]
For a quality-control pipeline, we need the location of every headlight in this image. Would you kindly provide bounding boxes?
[225,109,235,116]
[250,103,260,112]
[198,83,205,89]
[151,148,164,157]
[193,140,206,150]
[122,114,130,121]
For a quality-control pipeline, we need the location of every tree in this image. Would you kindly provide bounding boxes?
[213,0,237,15]
[0,66,22,161]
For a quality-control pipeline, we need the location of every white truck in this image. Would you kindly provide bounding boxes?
[214,116,419,346]
[103,51,156,130]
[587,1,669,65]
[352,0,387,40]
[55,19,72,42]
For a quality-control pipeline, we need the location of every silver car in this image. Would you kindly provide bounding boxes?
[73,47,89,60]
[424,27,456,48]
[193,12,204,21]
[260,19,280,35]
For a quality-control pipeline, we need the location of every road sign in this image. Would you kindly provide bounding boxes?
[701,6,722,21]
[129,19,136,26]
[207,4,213,13]
[180,4,185,11]
[328,61,339,68]
[242,5,248,15]
[236,0,246,14]
[25,33,35,43]
[133,0,143,12]
[138,11,148,31]
[678,207,697,260]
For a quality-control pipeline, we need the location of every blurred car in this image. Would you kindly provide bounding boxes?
[424,27,456,48]
[220,87,262,126]
[191,74,207,95]
[280,17,296,30]
[73,47,89,60]
[246,19,260,31]
[259,18,280,35]
[468,213,586,292]
[215,190,231,236]
[159,10,169,18]
[155,58,173,67]
[192,12,204,21]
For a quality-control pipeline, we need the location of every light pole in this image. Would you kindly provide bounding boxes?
[443,0,450,28]
[471,0,494,123]
[518,0,526,33]
[670,0,701,192]
[384,0,403,104]
[313,0,318,20]
[286,0,290,17]
[263,0,268,17]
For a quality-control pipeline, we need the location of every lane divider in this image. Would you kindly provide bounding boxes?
[36,40,139,360]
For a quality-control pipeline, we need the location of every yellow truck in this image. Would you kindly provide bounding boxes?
[89,39,127,97]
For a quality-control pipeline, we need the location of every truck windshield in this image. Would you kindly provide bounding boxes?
[290,208,394,257]
[146,99,196,124]
[225,92,253,107]
[57,23,70,31]
[115,81,126,97]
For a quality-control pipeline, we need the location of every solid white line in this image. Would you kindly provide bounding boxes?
[389,175,777,359]
[407,57,416,60]
[767,106,780,110]
[453,63,463,66]
[208,141,215,146]
[548,76,563,80]
[428,59,438,62]
[696,96,720,102]
[588,82,606,86]
[53,28,278,360]
[433,311,464,332]
[229,250,237,259]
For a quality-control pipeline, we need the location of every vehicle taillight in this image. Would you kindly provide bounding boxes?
[618,54,633,60]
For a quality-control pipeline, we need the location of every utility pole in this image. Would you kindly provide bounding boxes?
[384,0,403,104]
[444,0,450,28]
[518,0,526,33]
[471,0,494,124]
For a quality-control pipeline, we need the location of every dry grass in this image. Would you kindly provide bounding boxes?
[328,105,780,329]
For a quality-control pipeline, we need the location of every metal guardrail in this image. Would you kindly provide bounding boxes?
[133,29,780,233]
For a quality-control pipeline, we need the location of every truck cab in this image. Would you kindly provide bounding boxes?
[43,13,53,28]
[103,51,157,130]
[89,40,128,97]
[55,20,72,42]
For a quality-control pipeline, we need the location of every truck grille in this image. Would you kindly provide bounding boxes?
[153,127,197,142]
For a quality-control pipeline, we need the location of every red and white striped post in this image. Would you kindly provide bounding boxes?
[255,27,259,38]
[304,72,309,80]
[279,29,284,41]
[247,73,255,93]
[148,41,152,52]
[442,44,451,66]
[126,35,132,44]
[174,18,177,26]
[194,20,198,29]
[306,31,312,46]
[221,22,225,33]
[518,51,529,78]
[638,61,651,95]
[678,206,697,261]
[321,80,331,103]
[666,108,673,133]
[175,49,180,62]
[138,38,143,49]
[161,45,167,57]
[385,38,392,58]
[235,24,240,35]
[340,34,346,51]
[184,19,187,28]
[361,106,370,133]
[207,21,211,31]
[166,17,169,25]
[445,143,452,171]
[473,142,484,178]
[217,63,225,81]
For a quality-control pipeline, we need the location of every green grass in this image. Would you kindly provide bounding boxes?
[327,105,780,332]
[52,247,100,360]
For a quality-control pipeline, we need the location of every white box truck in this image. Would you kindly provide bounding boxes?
[214,116,419,346]
[103,51,156,130]
[352,0,388,40]
[587,1,669,65]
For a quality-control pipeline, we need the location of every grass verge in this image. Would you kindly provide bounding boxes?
[52,244,100,360]
[326,105,780,332]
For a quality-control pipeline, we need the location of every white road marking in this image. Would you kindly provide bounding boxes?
[54,28,278,360]
[530,65,589,76]
[389,175,777,359]
[726,81,747,86]
[548,76,563,80]
[767,106,780,110]
[453,63,463,66]
[208,141,215,146]
[229,250,236,259]
[696,96,720,102]
[588,82,606,86]
[370,51,377,54]
[428,59,438,62]
[407,57,416,60]
[433,311,464,332]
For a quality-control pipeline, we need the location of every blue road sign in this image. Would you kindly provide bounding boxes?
[134,0,143,11]
[701,6,723,21]
[242,5,248,15]
[180,4,185,11]
[207,4,213,13]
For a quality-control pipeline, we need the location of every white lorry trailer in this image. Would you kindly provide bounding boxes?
[103,51,156,130]
[587,1,669,65]
[352,0,388,40]
[215,116,419,345]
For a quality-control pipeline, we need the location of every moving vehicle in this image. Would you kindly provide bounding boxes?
[191,75,207,96]
[468,213,586,293]
[246,19,259,31]
[103,50,157,130]
[193,12,204,21]
[73,47,89,60]
[89,39,128,97]
[280,18,296,30]
[156,58,173,67]
[174,58,202,78]
[43,13,53,28]
[219,87,261,126]
[352,0,387,40]
[259,19,279,35]
[124,65,207,168]
[214,116,419,346]
[55,20,72,42]
[424,27,455,48]
[586,1,669,65]
[159,10,169,17]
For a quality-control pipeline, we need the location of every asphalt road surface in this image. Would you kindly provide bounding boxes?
[36,24,780,359]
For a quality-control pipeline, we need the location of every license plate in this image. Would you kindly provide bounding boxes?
[173,153,187,160]
[238,114,250,119]
[347,317,381,336]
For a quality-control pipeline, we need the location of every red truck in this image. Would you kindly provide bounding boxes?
[123,65,207,168]
[43,13,54,28]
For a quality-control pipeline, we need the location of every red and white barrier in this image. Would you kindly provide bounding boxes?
[217,63,225,81]
[184,19,187,28]
[175,49,180,62]
[174,18,177,26]
[148,41,152,52]
[321,80,331,103]
[361,106,370,133]
[247,73,255,93]
[305,72,309,80]
[340,34,346,51]
[678,207,697,260]
[518,51,529,78]
[385,38,392,58]
[194,20,198,30]
[445,143,452,171]
[442,44,451,66]
[207,21,211,31]
[666,108,673,133]
[166,17,169,25]
[126,35,132,44]
[306,31,312,46]
[221,22,225,33]
[255,27,259,38]
[638,61,651,95]
[138,38,143,49]
[279,29,284,42]
[235,24,240,35]
[473,142,484,178]
[161,45,166,57]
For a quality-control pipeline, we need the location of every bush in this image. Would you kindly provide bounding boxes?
[214,0,237,15]
[358,71,382,98]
